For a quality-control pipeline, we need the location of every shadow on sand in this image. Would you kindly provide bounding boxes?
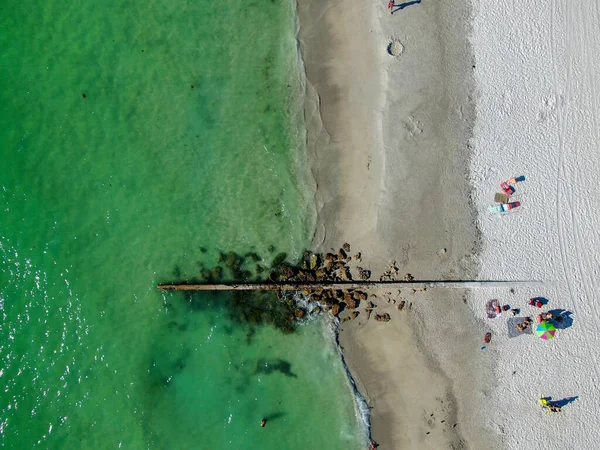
[545,396,579,408]
[549,308,574,329]
[392,0,421,14]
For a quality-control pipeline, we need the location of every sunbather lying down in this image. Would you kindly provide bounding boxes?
[516,317,533,332]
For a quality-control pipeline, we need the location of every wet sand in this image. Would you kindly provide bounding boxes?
[296,0,500,448]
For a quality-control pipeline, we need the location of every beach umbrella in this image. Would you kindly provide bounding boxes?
[536,322,556,340]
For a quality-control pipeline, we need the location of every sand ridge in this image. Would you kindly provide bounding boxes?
[296,0,499,448]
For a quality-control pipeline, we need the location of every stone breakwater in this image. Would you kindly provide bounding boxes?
[165,243,415,331]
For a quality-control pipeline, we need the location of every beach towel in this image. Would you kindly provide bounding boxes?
[485,299,501,318]
[507,317,534,338]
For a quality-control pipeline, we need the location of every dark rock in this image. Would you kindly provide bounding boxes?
[334,261,346,270]
[309,253,319,270]
[342,242,351,252]
[375,313,391,322]
[279,264,295,280]
[200,269,212,280]
[211,266,223,280]
[322,297,337,307]
[331,304,340,316]
[295,308,306,319]
[246,252,261,262]
[295,270,307,281]
[325,253,337,261]
[397,300,406,310]
[357,267,371,280]
[338,248,347,260]
[225,252,242,270]
[351,311,360,319]
[339,266,352,281]
[272,252,287,267]
[304,271,316,282]
[344,294,358,309]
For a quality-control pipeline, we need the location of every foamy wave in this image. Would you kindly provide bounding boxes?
[293,294,372,445]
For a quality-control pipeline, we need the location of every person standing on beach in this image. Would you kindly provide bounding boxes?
[391,0,422,14]
[388,0,394,12]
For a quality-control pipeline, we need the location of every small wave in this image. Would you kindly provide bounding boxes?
[327,321,372,443]
[290,289,372,445]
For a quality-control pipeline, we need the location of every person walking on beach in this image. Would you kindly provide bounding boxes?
[391,0,422,14]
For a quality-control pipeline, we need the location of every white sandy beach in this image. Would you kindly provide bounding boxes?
[297,0,600,448]
[468,0,600,448]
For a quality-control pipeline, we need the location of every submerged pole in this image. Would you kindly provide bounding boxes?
[157,280,549,291]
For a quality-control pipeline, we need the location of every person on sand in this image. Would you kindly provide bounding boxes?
[540,398,562,413]
[260,418,267,427]
[516,317,533,332]
[388,0,394,12]
[391,0,422,14]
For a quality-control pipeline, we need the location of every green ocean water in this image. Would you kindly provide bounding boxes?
[0,0,366,448]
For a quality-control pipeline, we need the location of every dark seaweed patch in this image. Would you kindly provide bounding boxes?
[255,358,297,378]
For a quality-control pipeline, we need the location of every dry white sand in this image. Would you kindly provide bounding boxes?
[468,0,600,448]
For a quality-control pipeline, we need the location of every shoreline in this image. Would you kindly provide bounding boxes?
[296,0,499,448]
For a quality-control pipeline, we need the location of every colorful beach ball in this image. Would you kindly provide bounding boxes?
[535,322,557,340]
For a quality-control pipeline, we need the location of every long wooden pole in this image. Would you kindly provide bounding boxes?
[157,280,549,291]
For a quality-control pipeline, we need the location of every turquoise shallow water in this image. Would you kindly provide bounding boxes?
[0,0,365,448]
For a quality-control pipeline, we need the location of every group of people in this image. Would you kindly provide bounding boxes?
[515,311,555,332]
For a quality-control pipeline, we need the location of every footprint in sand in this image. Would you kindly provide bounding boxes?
[538,93,564,123]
